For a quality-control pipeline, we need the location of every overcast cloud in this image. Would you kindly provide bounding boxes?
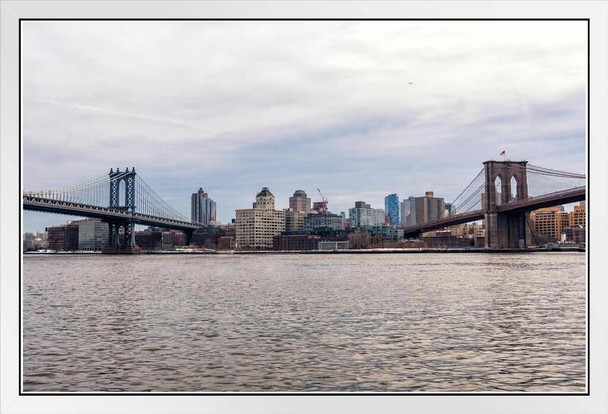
[22,20,587,232]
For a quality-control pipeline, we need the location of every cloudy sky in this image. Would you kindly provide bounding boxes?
[22,20,587,233]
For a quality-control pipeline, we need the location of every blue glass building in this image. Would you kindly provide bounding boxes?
[384,193,400,226]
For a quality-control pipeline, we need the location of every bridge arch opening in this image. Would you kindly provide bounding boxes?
[118,179,126,209]
[510,176,518,202]
[494,175,502,206]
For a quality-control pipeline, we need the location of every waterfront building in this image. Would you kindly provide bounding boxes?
[303,212,343,231]
[78,218,109,251]
[47,222,79,251]
[23,232,53,251]
[410,191,445,225]
[474,227,486,247]
[384,194,400,226]
[318,240,349,250]
[349,201,385,228]
[23,232,35,251]
[190,225,234,250]
[135,228,163,250]
[530,206,570,242]
[191,187,217,225]
[569,202,586,227]
[562,226,585,245]
[235,187,286,249]
[368,225,404,241]
[289,190,311,213]
[422,234,474,249]
[273,234,320,251]
[448,224,474,237]
[218,236,233,250]
[162,230,186,248]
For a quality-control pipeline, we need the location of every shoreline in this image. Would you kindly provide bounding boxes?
[24,247,586,255]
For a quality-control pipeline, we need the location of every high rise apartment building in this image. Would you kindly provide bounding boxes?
[411,191,445,225]
[289,190,311,213]
[236,187,286,249]
[384,194,400,226]
[191,188,217,225]
[400,196,415,225]
[349,201,385,228]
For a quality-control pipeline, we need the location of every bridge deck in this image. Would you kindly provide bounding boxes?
[401,187,585,236]
[23,196,202,231]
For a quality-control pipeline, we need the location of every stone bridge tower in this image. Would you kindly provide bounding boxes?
[483,161,533,249]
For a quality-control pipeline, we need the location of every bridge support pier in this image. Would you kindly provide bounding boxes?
[184,229,193,246]
[485,211,532,249]
[103,219,141,254]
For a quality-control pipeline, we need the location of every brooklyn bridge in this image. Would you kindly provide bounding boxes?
[22,161,586,252]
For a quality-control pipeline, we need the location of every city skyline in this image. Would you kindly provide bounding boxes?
[22,20,587,233]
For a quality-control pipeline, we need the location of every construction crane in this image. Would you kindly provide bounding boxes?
[315,188,328,213]
[317,188,327,203]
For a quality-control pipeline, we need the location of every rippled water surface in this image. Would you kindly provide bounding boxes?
[23,253,586,392]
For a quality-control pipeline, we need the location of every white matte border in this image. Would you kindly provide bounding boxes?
[1,1,607,414]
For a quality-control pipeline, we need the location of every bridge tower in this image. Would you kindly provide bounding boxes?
[109,167,136,211]
[105,167,139,253]
[483,161,533,249]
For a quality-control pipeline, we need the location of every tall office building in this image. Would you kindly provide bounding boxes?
[384,194,400,226]
[285,209,307,231]
[289,190,311,213]
[348,201,385,228]
[78,218,109,251]
[191,187,217,225]
[304,212,343,231]
[236,187,286,249]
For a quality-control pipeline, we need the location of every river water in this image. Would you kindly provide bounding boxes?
[22,252,586,393]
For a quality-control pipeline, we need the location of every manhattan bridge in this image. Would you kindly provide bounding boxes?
[23,161,586,252]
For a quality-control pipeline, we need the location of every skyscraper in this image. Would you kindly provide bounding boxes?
[384,193,400,226]
[400,197,415,226]
[410,191,445,225]
[289,190,311,213]
[191,188,217,225]
[235,187,286,249]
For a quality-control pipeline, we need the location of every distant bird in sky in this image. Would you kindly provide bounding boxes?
[408,82,413,84]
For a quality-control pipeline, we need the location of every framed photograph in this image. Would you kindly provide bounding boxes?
[2,1,606,413]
